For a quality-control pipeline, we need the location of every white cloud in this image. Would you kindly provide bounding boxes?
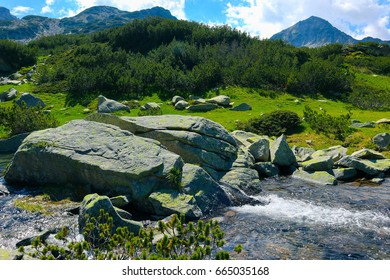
[41,0,56,14]
[73,0,186,19]
[41,6,53,14]
[225,0,390,40]
[11,6,34,16]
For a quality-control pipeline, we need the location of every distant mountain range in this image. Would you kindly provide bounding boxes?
[271,16,390,47]
[0,6,176,42]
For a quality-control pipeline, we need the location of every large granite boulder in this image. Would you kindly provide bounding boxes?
[16,93,45,108]
[254,162,279,178]
[79,194,142,235]
[97,95,130,114]
[301,156,334,172]
[292,169,337,186]
[220,168,262,195]
[292,146,315,162]
[336,156,390,176]
[4,120,184,205]
[85,114,238,173]
[311,145,347,162]
[351,149,386,160]
[181,164,231,214]
[332,168,358,181]
[230,130,260,147]
[248,137,270,162]
[147,190,202,219]
[270,134,296,167]
[372,133,390,151]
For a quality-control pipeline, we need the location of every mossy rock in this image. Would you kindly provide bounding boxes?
[147,189,202,219]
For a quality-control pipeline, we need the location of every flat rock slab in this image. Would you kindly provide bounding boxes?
[311,145,347,162]
[86,114,238,172]
[4,120,183,202]
[337,156,390,176]
[292,169,337,186]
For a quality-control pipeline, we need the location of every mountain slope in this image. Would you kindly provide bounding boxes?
[0,7,18,21]
[0,6,177,41]
[271,16,357,47]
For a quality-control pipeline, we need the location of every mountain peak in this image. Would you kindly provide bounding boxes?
[271,16,357,47]
[0,7,18,21]
[0,5,177,41]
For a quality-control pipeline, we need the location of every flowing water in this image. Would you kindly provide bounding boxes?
[1,154,389,259]
[220,177,390,260]
[0,154,77,250]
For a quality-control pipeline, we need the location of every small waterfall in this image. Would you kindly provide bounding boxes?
[233,194,390,235]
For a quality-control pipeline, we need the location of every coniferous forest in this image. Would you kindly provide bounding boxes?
[1,17,390,110]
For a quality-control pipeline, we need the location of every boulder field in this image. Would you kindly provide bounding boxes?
[4,113,390,233]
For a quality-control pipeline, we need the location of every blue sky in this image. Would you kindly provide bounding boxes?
[1,0,390,39]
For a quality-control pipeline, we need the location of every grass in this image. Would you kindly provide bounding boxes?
[1,80,389,157]
[13,194,79,215]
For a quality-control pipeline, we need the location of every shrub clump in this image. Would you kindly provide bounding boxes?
[303,105,353,141]
[0,102,59,136]
[19,210,237,260]
[237,110,301,137]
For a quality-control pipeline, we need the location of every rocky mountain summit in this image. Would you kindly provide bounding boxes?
[271,16,390,47]
[0,6,176,41]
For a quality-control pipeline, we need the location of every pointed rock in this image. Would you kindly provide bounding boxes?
[270,134,296,167]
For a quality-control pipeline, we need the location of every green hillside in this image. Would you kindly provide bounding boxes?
[1,18,389,156]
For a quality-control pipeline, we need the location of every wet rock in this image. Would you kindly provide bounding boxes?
[292,169,337,186]
[147,189,202,219]
[97,95,130,114]
[79,194,142,234]
[220,168,262,195]
[332,168,358,181]
[301,156,334,172]
[254,162,279,178]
